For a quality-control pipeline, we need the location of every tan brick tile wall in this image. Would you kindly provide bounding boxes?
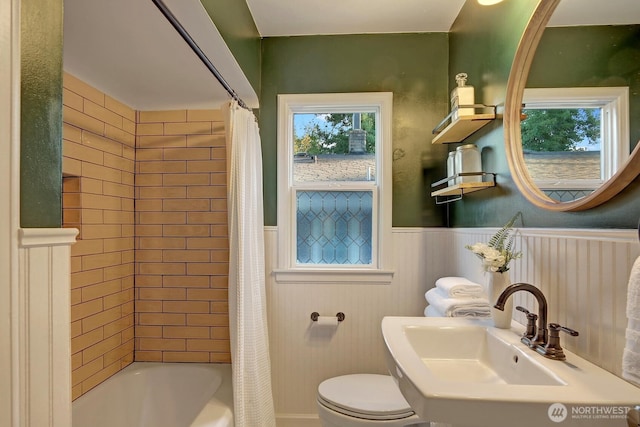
[135,109,230,364]
[62,72,135,401]
[62,73,231,400]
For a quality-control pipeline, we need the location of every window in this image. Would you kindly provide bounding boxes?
[521,87,629,197]
[275,93,393,284]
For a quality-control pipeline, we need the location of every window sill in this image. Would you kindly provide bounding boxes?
[272,268,395,285]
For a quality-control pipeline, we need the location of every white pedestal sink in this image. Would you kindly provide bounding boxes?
[382,317,640,427]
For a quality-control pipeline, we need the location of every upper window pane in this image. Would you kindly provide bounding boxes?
[293,112,376,183]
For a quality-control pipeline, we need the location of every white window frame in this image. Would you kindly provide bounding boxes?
[274,93,394,284]
[522,86,629,190]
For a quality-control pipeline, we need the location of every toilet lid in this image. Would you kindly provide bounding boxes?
[317,374,415,420]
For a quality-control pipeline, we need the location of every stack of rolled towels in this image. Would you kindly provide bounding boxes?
[424,276,491,318]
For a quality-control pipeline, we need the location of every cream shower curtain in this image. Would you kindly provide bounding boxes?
[225,101,276,427]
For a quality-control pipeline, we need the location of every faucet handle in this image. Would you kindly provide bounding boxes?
[516,306,538,346]
[516,305,538,320]
[548,323,579,337]
[542,323,580,361]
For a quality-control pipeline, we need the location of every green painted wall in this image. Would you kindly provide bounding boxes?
[449,1,640,229]
[200,0,261,96]
[20,0,63,227]
[21,0,639,229]
[260,33,450,227]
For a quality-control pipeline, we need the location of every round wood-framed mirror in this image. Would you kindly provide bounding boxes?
[504,0,640,211]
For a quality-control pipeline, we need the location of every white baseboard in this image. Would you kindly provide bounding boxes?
[276,413,321,427]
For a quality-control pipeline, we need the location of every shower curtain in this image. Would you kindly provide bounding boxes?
[225,101,276,427]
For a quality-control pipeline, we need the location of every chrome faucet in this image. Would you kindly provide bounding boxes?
[494,283,548,348]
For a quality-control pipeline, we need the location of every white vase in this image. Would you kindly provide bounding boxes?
[487,271,513,329]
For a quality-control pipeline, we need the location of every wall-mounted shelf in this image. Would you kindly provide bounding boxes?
[431,172,496,204]
[432,104,496,144]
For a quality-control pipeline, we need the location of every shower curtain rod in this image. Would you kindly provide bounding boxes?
[151,0,251,111]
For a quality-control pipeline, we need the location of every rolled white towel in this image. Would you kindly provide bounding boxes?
[425,288,491,318]
[424,305,444,317]
[434,276,485,298]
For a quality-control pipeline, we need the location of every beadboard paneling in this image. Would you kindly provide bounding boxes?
[451,227,639,376]
[266,226,639,424]
[18,228,78,427]
[265,227,449,421]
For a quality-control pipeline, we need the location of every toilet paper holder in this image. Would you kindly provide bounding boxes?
[311,312,345,322]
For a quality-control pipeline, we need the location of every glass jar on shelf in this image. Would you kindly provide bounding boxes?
[454,144,482,184]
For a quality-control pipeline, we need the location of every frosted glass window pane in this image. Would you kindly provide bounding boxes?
[296,190,372,265]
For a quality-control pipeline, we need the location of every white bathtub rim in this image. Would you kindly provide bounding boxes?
[72,362,233,427]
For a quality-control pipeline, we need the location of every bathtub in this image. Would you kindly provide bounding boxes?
[72,362,234,427]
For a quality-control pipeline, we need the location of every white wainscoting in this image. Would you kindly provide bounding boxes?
[18,228,78,427]
[265,227,450,425]
[451,227,639,376]
[265,226,639,426]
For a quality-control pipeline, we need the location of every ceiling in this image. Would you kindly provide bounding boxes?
[63,0,640,111]
[244,0,466,37]
[63,0,259,110]
[245,0,640,36]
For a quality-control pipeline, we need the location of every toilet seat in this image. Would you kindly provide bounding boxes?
[317,374,415,421]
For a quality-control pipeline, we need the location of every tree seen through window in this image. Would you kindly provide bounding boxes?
[294,113,376,155]
[521,108,601,152]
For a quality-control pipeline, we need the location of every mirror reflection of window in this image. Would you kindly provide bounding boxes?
[521,87,629,200]
[522,107,602,180]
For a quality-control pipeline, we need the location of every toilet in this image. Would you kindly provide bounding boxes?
[317,374,429,427]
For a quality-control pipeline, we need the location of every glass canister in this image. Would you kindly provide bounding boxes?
[454,144,482,184]
[446,151,456,186]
